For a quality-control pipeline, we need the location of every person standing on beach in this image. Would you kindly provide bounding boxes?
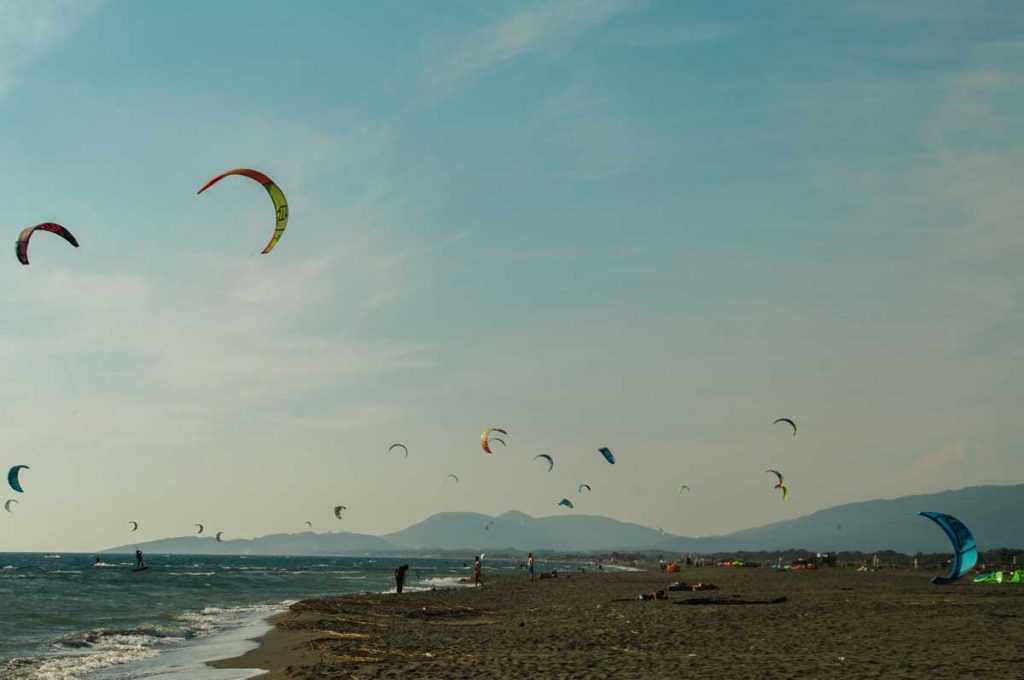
[528,553,535,580]
[473,555,482,587]
[394,564,409,593]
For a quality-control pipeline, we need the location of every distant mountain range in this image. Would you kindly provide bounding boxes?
[105,484,1024,555]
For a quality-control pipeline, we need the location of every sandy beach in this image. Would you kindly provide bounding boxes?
[212,567,1024,679]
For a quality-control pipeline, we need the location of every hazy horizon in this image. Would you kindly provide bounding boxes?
[2,1,1023,552]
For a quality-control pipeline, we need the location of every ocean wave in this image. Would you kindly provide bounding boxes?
[414,576,474,589]
[2,602,291,679]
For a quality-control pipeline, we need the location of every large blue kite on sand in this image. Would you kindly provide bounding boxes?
[918,511,977,585]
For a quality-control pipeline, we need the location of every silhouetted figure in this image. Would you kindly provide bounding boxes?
[135,549,145,569]
[394,564,409,593]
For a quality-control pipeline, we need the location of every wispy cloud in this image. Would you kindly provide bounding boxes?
[604,22,735,48]
[418,0,638,101]
[0,0,103,94]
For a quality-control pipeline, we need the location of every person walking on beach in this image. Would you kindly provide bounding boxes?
[528,553,535,580]
[394,564,409,593]
[134,549,145,569]
[473,555,482,587]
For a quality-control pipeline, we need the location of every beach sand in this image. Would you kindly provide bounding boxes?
[212,567,1024,679]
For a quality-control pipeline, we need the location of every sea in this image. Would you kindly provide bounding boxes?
[0,552,554,679]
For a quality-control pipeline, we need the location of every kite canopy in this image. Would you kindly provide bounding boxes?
[766,469,784,487]
[197,168,289,254]
[578,483,591,494]
[919,511,978,585]
[7,466,29,493]
[4,499,17,513]
[481,428,508,454]
[128,521,139,532]
[558,498,574,509]
[305,521,313,528]
[598,447,616,464]
[334,505,347,519]
[679,485,690,493]
[447,473,459,483]
[774,418,797,436]
[16,223,79,265]
[195,523,204,534]
[388,443,409,458]
[534,454,554,472]
[779,485,789,501]
[216,531,225,542]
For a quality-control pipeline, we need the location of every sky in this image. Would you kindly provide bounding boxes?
[1,0,1023,552]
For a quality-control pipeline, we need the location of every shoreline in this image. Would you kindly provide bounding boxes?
[207,568,1024,678]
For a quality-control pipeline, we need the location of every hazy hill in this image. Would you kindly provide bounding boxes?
[704,484,1024,553]
[383,510,675,552]
[105,484,1024,555]
[104,531,395,555]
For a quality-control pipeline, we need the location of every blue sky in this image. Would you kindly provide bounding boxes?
[2,0,1023,551]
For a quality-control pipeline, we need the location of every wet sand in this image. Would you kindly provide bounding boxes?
[213,568,1024,679]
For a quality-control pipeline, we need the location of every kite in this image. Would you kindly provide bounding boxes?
[197,168,289,254]
[216,531,225,542]
[195,524,204,535]
[558,498,575,509]
[578,483,591,494]
[387,443,409,458]
[4,500,17,513]
[919,511,978,585]
[679,485,690,493]
[598,447,616,464]
[305,521,313,529]
[334,505,347,519]
[774,418,797,436]
[129,521,139,532]
[766,469,784,488]
[16,223,79,265]
[7,466,29,493]
[481,428,508,454]
[779,485,789,501]
[447,474,459,483]
[533,454,554,472]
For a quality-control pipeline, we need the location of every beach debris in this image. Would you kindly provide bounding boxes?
[481,428,508,454]
[195,523,204,534]
[918,511,977,585]
[638,590,668,600]
[533,454,554,472]
[774,417,797,436]
[677,596,788,606]
[558,498,574,509]
[7,466,29,493]
[578,483,591,494]
[387,443,409,458]
[446,473,459,483]
[598,447,616,464]
[16,223,79,265]
[197,168,288,254]
[4,499,17,513]
[128,521,139,532]
[668,582,718,592]
[334,505,347,519]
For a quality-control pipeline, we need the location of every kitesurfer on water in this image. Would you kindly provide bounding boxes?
[135,549,145,569]
[391,565,407,593]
